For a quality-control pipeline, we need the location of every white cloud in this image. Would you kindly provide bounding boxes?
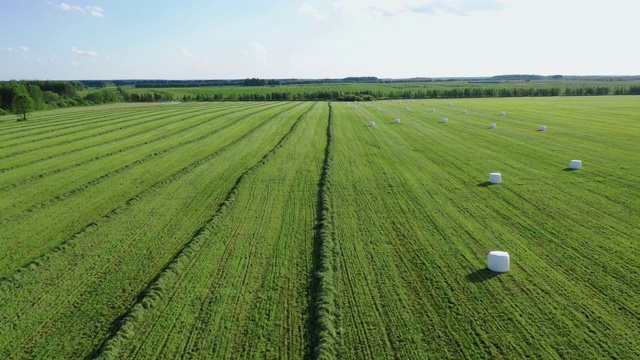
[86,6,105,18]
[2,47,13,52]
[333,0,504,19]
[180,48,210,61]
[72,46,98,57]
[298,4,327,21]
[180,48,198,59]
[105,55,111,60]
[55,2,105,17]
[70,60,80,66]
[18,46,30,53]
[248,42,268,62]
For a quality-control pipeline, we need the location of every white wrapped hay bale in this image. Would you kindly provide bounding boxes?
[395,118,401,124]
[353,106,358,110]
[422,102,426,105]
[431,108,436,113]
[489,172,501,184]
[490,123,497,129]
[442,118,448,123]
[500,111,506,116]
[364,103,367,106]
[487,251,510,272]
[398,101,402,104]
[570,160,582,169]
[369,121,375,127]
[448,103,452,106]
[377,107,381,111]
[405,106,409,110]
[538,126,547,131]
[462,110,468,114]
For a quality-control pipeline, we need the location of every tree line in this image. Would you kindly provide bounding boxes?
[2,80,640,120]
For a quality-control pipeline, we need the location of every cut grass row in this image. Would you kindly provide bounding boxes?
[0,102,314,359]
[329,96,640,358]
[96,102,328,359]
[0,102,299,278]
[0,103,262,166]
[0,102,280,220]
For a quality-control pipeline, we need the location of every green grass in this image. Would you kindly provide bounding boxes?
[329,96,640,358]
[0,97,638,359]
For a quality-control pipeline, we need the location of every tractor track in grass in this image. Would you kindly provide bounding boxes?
[0,103,282,226]
[0,102,273,192]
[92,103,314,360]
[0,102,300,285]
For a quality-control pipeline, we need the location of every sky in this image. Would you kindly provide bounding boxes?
[1,0,638,80]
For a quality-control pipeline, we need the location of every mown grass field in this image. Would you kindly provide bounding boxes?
[0,97,638,359]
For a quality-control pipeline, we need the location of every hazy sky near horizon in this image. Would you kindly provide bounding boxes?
[1,0,638,80]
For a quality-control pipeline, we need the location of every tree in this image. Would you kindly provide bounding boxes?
[12,94,34,120]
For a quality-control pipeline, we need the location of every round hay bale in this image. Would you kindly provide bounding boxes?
[570,160,582,169]
[500,111,506,116]
[377,107,381,111]
[398,101,402,104]
[369,121,375,127]
[489,172,501,184]
[405,106,409,110]
[490,123,497,129]
[538,125,547,131]
[448,103,452,106]
[462,110,468,114]
[442,118,448,123]
[487,251,510,272]
[431,108,436,113]
[395,118,401,124]
[353,106,358,109]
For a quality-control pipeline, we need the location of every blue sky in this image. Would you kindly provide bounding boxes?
[1,0,638,80]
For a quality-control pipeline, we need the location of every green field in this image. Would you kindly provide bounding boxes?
[0,97,638,359]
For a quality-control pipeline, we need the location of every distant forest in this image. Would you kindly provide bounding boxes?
[2,76,640,115]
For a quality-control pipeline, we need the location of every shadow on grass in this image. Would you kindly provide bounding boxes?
[477,181,496,187]
[563,167,578,171]
[466,268,502,283]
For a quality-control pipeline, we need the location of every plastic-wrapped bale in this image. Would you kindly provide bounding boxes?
[398,101,402,104]
[539,126,547,131]
[369,121,375,127]
[431,108,436,113]
[448,103,452,106]
[364,103,367,106]
[570,160,582,169]
[487,251,510,272]
[490,123,497,129]
[442,118,448,123]
[489,172,501,184]
[395,118,401,124]
[377,107,381,111]
[381,101,385,104]
[462,110,468,114]
[353,106,358,110]
[500,111,506,116]
[405,106,409,110]
[422,102,426,105]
